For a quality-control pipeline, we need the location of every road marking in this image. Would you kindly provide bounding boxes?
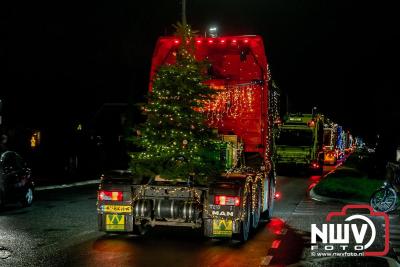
[36,179,100,191]
[271,240,281,249]
[293,212,314,215]
[260,256,273,266]
[0,247,11,259]
[390,240,400,246]
[390,229,400,235]
[390,235,400,240]
[386,224,400,229]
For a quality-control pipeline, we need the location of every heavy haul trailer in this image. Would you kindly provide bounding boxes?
[97,35,277,242]
[275,113,324,174]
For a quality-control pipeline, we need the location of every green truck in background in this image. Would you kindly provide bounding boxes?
[275,113,324,174]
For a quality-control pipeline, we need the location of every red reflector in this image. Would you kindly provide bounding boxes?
[215,195,240,206]
[98,190,123,201]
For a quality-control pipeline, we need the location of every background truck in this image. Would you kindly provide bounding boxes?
[323,120,339,165]
[97,35,277,242]
[275,113,324,173]
[335,125,345,160]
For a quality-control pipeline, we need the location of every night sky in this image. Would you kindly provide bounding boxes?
[1,0,399,144]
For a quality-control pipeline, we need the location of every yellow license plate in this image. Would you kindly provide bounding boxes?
[102,205,132,213]
[212,219,233,237]
[105,214,125,231]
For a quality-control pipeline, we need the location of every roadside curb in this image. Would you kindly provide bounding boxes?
[309,187,366,205]
[35,179,100,191]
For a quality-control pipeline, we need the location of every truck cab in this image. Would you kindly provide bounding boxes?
[97,35,277,242]
[276,113,324,173]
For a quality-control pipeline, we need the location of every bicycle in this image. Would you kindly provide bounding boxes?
[370,162,400,213]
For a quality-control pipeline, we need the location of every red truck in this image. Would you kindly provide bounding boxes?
[97,35,277,242]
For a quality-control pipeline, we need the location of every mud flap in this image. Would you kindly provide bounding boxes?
[98,213,134,232]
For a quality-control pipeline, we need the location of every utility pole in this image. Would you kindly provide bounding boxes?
[182,0,187,25]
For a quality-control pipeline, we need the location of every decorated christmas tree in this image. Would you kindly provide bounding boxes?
[130,23,225,182]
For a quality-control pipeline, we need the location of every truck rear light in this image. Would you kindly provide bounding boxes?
[98,190,123,201]
[215,195,240,206]
[311,162,320,169]
[308,120,315,127]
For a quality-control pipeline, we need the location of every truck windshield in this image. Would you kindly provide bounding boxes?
[323,129,332,146]
[277,129,313,146]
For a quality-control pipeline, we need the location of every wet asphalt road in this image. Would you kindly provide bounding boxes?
[0,165,394,267]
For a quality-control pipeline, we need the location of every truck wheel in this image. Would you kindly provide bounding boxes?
[251,185,261,229]
[21,187,34,207]
[261,174,275,221]
[232,195,250,243]
[132,221,148,236]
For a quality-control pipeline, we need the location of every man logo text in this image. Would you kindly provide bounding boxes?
[212,211,234,217]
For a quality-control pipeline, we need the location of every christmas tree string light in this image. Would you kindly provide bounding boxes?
[130,23,225,182]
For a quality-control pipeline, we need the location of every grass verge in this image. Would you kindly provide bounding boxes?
[314,152,383,203]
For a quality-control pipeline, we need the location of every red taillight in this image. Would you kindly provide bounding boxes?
[215,195,240,206]
[173,39,180,44]
[311,162,320,169]
[275,192,281,199]
[98,190,123,201]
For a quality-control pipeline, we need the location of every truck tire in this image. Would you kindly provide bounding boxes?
[261,172,275,221]
[251,184,261,229]
[132,224,147,236]
[232,195,251,243]
[132,220,148,236]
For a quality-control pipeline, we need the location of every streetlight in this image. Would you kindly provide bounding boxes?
[209,26,218,37]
